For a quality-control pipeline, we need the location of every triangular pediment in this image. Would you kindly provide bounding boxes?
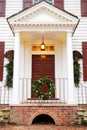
[8,1,79,32]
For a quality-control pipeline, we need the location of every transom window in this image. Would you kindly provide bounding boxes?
[32,45,54,51]
[33,0,53,4]
[23,0,64,9]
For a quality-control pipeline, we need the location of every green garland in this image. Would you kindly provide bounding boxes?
[74,61,80,87]
[32,77,55,100]
[5,50,14,88]
[73,56,81,87]
[5,57,13,88]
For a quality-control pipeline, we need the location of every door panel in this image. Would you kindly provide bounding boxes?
[32,55,55,98]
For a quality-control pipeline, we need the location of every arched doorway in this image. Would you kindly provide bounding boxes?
[32,114,55,124]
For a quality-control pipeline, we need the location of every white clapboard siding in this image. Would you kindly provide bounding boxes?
[64,0,81,17]
[6,0,22,17]
[0,0,22,104]
[0,19,14,83]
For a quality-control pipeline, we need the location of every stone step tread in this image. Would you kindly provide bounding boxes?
[0,108,10,117]
[1,107,10,112]
[84,117,87,121]
[84,113,87,117]
[0,112,4,117]
[77,111,85,116]
[1,111,10,115]
[77,108,86,112]
[0,113,10,117]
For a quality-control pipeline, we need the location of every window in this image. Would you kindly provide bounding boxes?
[47,0,53,4]
[81,0,87,17]
[82,42,87,81]
[33,0,53,4]
[23,0,64,9]
[33,0,39,3]
[0,42,4,81]
[23,0,32,9]
[0,0,6,17]
[54,0,64,9]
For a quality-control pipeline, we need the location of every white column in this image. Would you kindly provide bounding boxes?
[55,43,60,99]
[24,42,31,98]
[66,32,75,104]
[12,32,20,104]
[28,50,32,98]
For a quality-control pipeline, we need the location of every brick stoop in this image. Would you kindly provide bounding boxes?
[10,102,77,126]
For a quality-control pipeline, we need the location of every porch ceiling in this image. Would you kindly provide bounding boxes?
[21,31,66,43]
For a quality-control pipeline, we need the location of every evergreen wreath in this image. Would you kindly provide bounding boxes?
[32,77,55,100]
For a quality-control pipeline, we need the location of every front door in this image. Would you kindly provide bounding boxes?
[32,55,55,98]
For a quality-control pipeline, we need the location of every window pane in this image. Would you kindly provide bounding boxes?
[33,0,53,4]
[47,0,52,3]
[34,0,39,3]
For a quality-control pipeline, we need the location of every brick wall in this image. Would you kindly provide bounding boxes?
[10,105,77,125]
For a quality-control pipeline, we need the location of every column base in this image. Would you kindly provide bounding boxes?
[68,99,77,105]
[11,100,20,105]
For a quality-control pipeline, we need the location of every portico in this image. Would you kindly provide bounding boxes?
[7,1,79,104]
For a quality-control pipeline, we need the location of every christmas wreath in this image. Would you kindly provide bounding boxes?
[32,77,55,100]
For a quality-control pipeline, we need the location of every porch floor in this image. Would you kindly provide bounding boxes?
[18,99,70,106]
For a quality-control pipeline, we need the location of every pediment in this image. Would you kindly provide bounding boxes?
[19,11,65,22]
[8,1,79,32]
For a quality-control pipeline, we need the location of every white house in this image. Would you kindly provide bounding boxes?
[0,0,87,105]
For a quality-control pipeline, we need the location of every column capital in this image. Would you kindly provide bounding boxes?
[14,30,21,33]
[67,31,72,34]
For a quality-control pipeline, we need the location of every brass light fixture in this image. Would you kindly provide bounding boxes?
[41,35,45,51]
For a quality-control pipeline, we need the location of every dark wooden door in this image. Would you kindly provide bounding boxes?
[32,55,55,98]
